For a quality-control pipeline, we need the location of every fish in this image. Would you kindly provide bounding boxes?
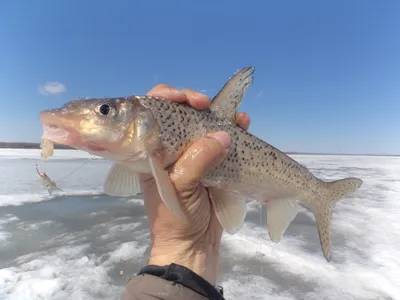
[38,66,363,261]
[35,164,63,195]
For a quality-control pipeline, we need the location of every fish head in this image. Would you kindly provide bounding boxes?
[39,97,161,160]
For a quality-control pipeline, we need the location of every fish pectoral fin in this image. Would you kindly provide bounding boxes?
[148,154,185,220]
[266,198,299,242]
[209,67,255,122]
[209,188,248,234]
[104,163,142,196]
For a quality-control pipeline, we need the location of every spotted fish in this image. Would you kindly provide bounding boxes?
[38,67,363,261]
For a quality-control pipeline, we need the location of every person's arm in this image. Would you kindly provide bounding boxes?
[148,232,221,285]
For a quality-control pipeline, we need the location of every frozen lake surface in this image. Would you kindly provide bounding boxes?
[0,149,399,300]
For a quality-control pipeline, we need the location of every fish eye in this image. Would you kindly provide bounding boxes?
[99,104,111,115]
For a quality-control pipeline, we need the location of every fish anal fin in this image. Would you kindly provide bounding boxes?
[104,163,141,196]
[266,198,298,243]
[148,153,185,220]
[209,188,247,234]
[209,67,255,122]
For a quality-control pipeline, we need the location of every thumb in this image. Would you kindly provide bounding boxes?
[169,131,231,194]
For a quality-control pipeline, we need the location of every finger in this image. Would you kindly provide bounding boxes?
[147,85,211,110]
[169,131,231,193]
[236,112,250,131]
[147,84,188,103]
[180,88,211,110]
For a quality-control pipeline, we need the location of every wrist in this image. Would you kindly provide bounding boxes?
[148,238,221,285]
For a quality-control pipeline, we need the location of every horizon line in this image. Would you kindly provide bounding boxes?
[0,141,398,157]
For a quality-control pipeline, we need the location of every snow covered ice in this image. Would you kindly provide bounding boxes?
[0,149,399,300]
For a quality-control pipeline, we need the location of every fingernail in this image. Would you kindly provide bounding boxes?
[207,131,231,150]
[169,87,184,94]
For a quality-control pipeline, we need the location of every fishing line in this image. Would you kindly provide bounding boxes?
[42,158,48,173]
[259,202,264,277]
[36,155,96,185]
[57,155,96,183]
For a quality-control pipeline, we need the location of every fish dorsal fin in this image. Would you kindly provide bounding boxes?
[209,66,255,122]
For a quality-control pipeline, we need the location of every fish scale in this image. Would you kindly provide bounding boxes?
[139,95,315,196]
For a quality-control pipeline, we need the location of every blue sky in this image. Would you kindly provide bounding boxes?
[1,0,399,155]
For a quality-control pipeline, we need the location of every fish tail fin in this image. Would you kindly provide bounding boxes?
[310,177,363,261]
[324,177,363,202]
[48,185,63,195]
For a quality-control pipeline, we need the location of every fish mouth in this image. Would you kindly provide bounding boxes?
[41,124,79,146]
[39,109,108,153]
[39,110,81,146]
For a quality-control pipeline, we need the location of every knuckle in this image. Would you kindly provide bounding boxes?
[147,84,171,94]
[180,88,196,97]
[154,83,171,90]
[201,137,225,157]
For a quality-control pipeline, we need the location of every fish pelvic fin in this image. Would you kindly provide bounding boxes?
[311,177,363,262]
[209,66,255,122]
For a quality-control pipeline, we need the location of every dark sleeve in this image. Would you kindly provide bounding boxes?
[120,264,225,300]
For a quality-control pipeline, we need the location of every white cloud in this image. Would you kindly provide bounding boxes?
[256,91,264,98]
[199,88,213,93]
[39,81,67,95]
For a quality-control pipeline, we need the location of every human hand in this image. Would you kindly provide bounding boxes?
[140,84,250,284]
